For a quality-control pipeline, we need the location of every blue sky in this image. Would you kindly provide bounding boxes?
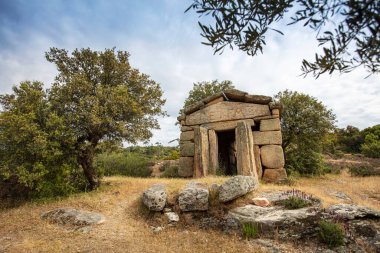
[1,0,379,146]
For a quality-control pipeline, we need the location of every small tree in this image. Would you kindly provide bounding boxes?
[275,90,336,175]
[46,48,166,189]
[361,124,380,158]
[0,81,82,198]
[180,80,234,114]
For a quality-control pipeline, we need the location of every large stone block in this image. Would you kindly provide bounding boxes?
[178,157,194,177]
[254,145,263,179]
[181,126,193,132]
[260,118,281,131]
[194,127,209,177]
[260,145,285,168]
[180,142,195,157]
[178,182,209,211]
[253,131,282,145]
[200,119,254,131]
[219,176,258,203]
[142,184,167,211]
[180,131,194,142]
[186,101,270,125]
[262,168,287,183]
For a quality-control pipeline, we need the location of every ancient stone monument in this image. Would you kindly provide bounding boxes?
[177,89,286,183]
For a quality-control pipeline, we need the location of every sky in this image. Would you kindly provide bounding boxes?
[0,0,379,146]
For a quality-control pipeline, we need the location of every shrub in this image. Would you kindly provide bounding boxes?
[242,222,260,239]
[349,165,380,177]
[160,166,179,178]
[318,220,345,248]
[94,152,152,177]
[279,196,311,209]
[162,149,180,160]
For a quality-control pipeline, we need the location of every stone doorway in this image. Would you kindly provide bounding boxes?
[217,130,237,175]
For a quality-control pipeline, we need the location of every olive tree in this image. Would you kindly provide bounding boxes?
[46,48,166,189]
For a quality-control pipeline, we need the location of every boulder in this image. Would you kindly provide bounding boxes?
[327,204,380,220]
[260,145,285,168]
[229,205,319,228]
[219,176,258,203]
[178,157,194,177]
[252,197,270,207]
[142,184,167,211]
[41,208,105,229]
[178,182,209,211]
[262,168,287,183]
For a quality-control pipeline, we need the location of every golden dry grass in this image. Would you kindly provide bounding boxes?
[0,172,379,253]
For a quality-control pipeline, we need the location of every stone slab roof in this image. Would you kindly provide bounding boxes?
[182,89,273,115]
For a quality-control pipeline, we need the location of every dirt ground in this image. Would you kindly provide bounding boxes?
[0,160,379,252]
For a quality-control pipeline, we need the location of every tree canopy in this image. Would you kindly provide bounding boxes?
[186,0,380,77]
[0,48,166,196]
[180,79,234,114]
[275,90,336,175]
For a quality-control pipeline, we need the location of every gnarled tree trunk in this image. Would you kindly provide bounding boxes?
[77,145,99,190]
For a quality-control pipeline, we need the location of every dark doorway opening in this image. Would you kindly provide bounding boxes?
[217,130,237,175]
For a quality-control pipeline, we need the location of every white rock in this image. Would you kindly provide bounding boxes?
[327,204,380,220]
[165,212,179,223]
[252,197,270,207]
[142,184,167,211]
[219,176,258,203]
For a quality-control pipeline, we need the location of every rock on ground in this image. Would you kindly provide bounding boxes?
[165,212,179,223]
[327,204,380,219]
[218,176,258,203]
[178,181,209,211]
[252,197,270,207]
[41,208,105,228]
[142,184,167,211]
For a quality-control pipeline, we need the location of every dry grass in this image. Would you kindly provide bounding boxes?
[0,172,379,253]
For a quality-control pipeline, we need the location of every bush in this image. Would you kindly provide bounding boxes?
[94,152,152,177]
[285,146,328,176]
[318,220,345,248]
[278,196,311,209]
[242,222,260,239]
[349,165,380,177]
[160,166,179,178]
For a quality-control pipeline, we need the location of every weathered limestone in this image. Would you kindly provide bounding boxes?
[178,157,194,177]
[262,168,287,183]
[252,131,282,145]
[194,127,209,177]
[208,130,218,175]
[41,208,105,227]
[181,126,193,132]
[195,119,254,131]
[254,145,263,178]
[178,89,286,183]
[219,176,258,202]
[236,121,257,176]
[180,131,194,142]
[260,145,285,168]
[180,142,194,157]
[185,101,271,125]
[178,182,209,211]
[260,118,281,131]
[142,184,167,211]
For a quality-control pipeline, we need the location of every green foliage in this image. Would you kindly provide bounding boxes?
[275,90,335,175]
[242,223,260,239]
[278,196,311,209]
[361,125,380,158]
[336,126,364,153]
[162,149,180,160]
[45,47,165,189]
[160,166,179,178]
[349,165,380,177]
[186,0,380,77]
[318,220,345,248]
[180,80,234,114]
[125,145,179,160]
[94,152,152,177]
[0,81,85,199]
